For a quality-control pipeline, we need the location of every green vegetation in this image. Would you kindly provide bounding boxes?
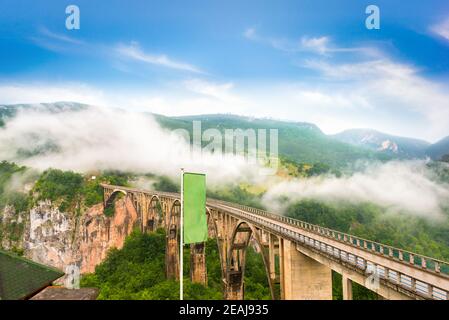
[279,157,342,178]
[207,185,264,209]
[33,169,84,212]
[0,162,31,248]
[152,175,179,193]
[81,229,173,299]
[81,229,271,300]
[83,170,131,207]
[332,272,378,300]
[32,169,134,212]
[0,161,31,213]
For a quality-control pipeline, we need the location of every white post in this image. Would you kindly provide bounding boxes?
[180,168,184,300]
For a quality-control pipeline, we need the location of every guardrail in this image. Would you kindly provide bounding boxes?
[101,184,449,300]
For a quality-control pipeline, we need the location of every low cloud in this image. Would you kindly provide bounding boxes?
[4,169,39,194]
[1,105,448,219]
[262,161,449,219]
[0,105,260,186]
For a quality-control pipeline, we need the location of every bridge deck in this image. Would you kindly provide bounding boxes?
[101,184,449,300]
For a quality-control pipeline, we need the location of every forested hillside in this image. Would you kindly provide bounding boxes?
[80,230,272,300]
[154,113,390,168]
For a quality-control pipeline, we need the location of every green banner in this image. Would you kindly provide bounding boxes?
[183,172,208,244]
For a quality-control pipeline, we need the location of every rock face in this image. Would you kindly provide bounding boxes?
[26,200,74,269]
[10,197,140,284]
[78,199,139,274]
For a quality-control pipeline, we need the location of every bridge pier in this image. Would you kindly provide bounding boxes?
[166,200,180,280]
[166,228,180,280]
[268,234,278,281]
[342,275,353,300]
[281,240,333,300]
[190,243,207,285]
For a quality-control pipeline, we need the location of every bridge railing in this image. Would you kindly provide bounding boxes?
[208,199,449,279]
[208,200,449,300]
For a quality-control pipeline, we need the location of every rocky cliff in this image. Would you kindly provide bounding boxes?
[1,197,140,285]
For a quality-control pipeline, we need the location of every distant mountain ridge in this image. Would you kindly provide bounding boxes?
[1,102,448,164]
[331,129,431,158]
[331,128,449,160]
[427,136,449,160]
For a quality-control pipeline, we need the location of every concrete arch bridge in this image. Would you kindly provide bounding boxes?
[101,184,449,300]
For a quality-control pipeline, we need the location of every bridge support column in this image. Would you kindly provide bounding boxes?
[268,234,277,281]
[190,243,207,285]
[342,275,353,300]
[281,240,332,300]
[166,233,179,280]
[166,199,180,280]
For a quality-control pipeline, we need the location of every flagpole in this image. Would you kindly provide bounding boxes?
[180,168,184,300]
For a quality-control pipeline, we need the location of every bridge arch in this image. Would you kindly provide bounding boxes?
[104,189,127,209]
[206,208,225,282]
[224,220,275,300]
[146,195,163,232]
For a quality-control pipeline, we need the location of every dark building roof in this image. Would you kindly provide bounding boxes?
[0,250,64,300]
[30,287,99,300]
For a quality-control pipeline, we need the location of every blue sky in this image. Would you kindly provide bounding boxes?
[1,0,449,142]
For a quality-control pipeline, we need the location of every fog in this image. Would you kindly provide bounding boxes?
[3,169,39,194]
[1,105,448,219]
[0,106,260,186]
[262,161,449,219]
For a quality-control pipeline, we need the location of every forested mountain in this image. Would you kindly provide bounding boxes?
[2,102,449,166]
[154,113,390,167]
[426,136,449,161]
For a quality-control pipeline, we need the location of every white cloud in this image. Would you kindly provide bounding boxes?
[300,36,331,55]
[243,27,299,52]
[301,58,449,141]
[38,27,84,45]
[0,83,106,106]
[431,17,449,41]
[243,27,257,39]
[183,78,238,101]
[30,27,87,54]
[243,28,381,57]
[0,106,260,186]
[302,59,415,80]
[30,28,203,75]
[116,42,203,73]
[262,161,449,219]
[2,62,449,142]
